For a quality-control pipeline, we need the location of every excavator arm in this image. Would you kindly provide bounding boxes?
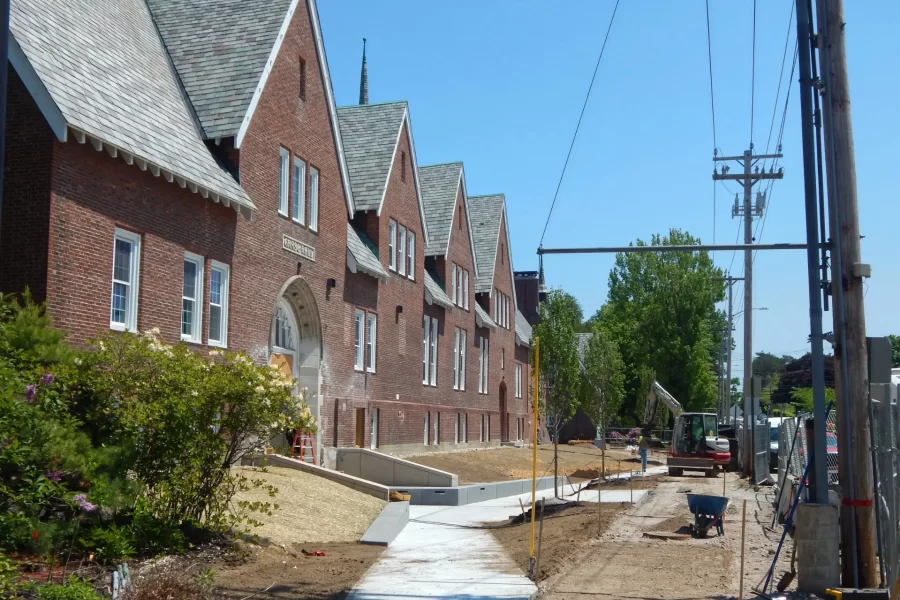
[642,380,683,428]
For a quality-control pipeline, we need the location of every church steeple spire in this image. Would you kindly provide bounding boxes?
[359,38,368,105]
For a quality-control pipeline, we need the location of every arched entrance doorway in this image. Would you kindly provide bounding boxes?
[499,382,509,442]
[270,277,322,461]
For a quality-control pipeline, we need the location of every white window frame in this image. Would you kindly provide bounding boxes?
[423,316,431,385]
[453,328,460,390]
[460,329,467,391]
[388,220,397,271]
[451,264,457,303]
[424,412,430,445]
[292,157,306,224]
[407,231,415,280]
[370,408,379,449]
[433,412,439,445]
[208,261,230,348]
[181,251,204,343]
[501,347,505,370]
[109,228,141,332]
[278,147,290,216]
[366,313,377,373]
[463,270,469,310]
[515,364,522,398]
[309,166,319,231]
[457,268,463,306]
[429,317,438,386]
[462,413,467,442]
[398,225,407,276]
[478,336,489,394]
[353,309,365,371]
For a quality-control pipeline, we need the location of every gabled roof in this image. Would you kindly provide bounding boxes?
[10,0,255,217]
[146,0,292,140]
[424,271,454,310]
[468,194,505,293]
[346,223,388,281]
[419,162,462,255]
[336,102,407,212]
[515,310,533,347]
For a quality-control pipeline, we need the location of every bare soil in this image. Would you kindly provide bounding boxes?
[211,542,383,600]
[406,444,662,484]
[540,473,795,600]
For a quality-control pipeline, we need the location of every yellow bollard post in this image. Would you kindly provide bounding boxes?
[529,337,540,571]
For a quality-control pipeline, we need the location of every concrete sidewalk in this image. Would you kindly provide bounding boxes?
[347,470,660,600]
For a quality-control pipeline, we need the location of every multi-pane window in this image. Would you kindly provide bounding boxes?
[450,263,469,309]
[463,271,469,310]
[494,290,510,329]
[407,231,415,280]
[424,412,430,445]
[451,264,457,300]
[354,309,365,371]
[278,148,290,216]
[398,225,407,276]
[110,229,141,331]
[433,411,440,445]
[478,336,489,394]
[366,313,377,373]
[274,305,296,351]
[208,261,229,347]
[182,252,203,342]
[462,413,467,442]
[457,268,463,306]
[453,328,466,391]
[388,220,397,271]
[515,364,523,398]
[423,316,438,386]
[292,158,306,224]
[309,167,319,231]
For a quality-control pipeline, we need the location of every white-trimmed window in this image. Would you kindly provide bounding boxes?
[462,413,468,442]
[433,412,439,445]
[423,316,438,386]
[278,147,290,216]
[208,261,229,347]
[292,158,306,224]
[274,303,296,351]
[398,225,407,276]
[515,364,523,398]
[423,316,431,385]
[478,336,489,394]
[453,328,460,390]
[463,271,469,310]
[370,408,379,449]
[388,220,397,271]
[110,228,141,331]
[501,347,505,370]
[407,231,415,280]
[366,313,377,373]
[424,412,430,445]
[181,252,203,342]
[353,309,365,371]
[459,329,466,391]
[457,268,463,306]
[309,166,319,231]
[451,264,457,301]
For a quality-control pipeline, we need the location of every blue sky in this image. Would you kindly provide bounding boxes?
[318,1,900,377]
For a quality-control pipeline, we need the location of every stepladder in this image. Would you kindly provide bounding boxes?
[291,430,316,464]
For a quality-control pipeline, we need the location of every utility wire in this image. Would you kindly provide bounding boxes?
[539,0,621,246]
[705,0,717,248]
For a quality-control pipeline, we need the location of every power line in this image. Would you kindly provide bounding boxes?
[750,0,757,146]
[539,0,621,246]
[705,0,717,248]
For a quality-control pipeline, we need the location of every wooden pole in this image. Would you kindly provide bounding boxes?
[816,0,876,586]
[630,468,634,503]
[739,499,747,600]
[723,466,727,496]
[535,498,546,582]
[597,486,602,536]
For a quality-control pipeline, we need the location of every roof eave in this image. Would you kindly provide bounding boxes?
[9,34,67,142]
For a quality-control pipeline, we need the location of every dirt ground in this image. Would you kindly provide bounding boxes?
[406,444,663,484]
[540,472,795,600]
[231,465,385,544]
[489,475,666,582]
[211,542,383,600]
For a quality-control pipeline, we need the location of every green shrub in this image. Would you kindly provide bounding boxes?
[79,524,134,564]
[34,578,101,600]
[130,502,185,556]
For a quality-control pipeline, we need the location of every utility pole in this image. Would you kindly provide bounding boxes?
[815,0,876,585]
[713,156,782,475]
[714,275,742,425]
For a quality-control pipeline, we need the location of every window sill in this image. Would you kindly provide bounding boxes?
[181,337,203,345]
[109,322,132,333]
[208,341,228,349]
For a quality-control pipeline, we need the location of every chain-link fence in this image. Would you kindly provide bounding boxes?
[870,382,899,591]
[777,410,839,489]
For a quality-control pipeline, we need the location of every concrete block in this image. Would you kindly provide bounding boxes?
[796,503,840,596]
[495,481,522,499]
[360,501,409,546]
[466,485,494,504]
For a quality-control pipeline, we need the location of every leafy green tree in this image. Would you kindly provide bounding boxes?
[752,351,793,389]
[579,323,625,435]
[595,229,726,420]
[791,387,836,414]
[533,290,581,439]
[889,334,900,368]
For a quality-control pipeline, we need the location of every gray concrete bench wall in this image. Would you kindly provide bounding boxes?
[391,474,569,506]
[360,501,409,546]
[246,454,391,501]
[335,448,458,487]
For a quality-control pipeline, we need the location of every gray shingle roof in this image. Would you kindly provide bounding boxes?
[10,0,254,213]
[516,310,533,347]
[424,271,454,310]
[146,0,293,140]
[474,303,497,331]
[336,102,407,212]
[419,163,462,256]
[347,223,389,281]
[468,194,505,293]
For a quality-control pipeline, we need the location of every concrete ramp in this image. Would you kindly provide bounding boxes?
[360,501,409,546]
[335,448,458,487]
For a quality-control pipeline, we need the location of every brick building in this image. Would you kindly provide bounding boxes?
[0,0,533,467]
